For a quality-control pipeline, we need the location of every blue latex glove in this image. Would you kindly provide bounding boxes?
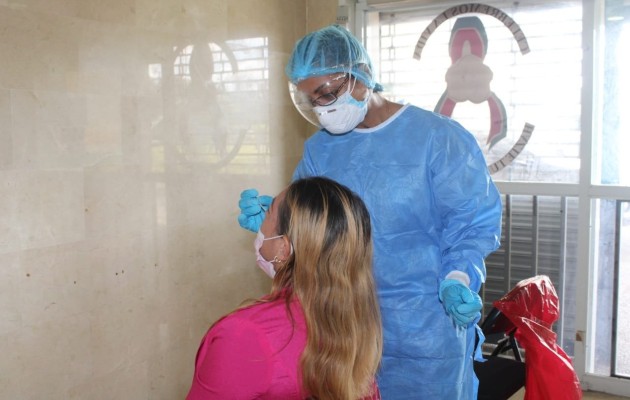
[237,189,272,232]
[439,279,482,326]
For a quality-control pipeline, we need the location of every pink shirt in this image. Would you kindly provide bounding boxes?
[186,296,309,399]
[186,295,381,400]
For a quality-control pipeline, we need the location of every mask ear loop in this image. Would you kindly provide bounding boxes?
[347,74,371,103]
[271,239,294,264]
[270,241,295,281]
[345,73,357,96]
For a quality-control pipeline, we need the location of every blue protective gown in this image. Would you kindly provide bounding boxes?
[292,104,502,399]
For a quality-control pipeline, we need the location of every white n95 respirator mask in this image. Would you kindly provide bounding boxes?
[314,91,370,134]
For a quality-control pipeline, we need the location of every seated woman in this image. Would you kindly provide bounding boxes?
[186,176,383,400]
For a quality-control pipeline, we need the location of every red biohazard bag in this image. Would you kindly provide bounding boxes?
[493,275,582,400]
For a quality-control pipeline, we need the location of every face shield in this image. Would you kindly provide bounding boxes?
[288,73,351,127]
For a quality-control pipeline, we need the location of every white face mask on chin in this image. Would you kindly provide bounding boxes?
[314,90,370,135]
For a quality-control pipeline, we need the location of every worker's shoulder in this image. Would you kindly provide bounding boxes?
[404,105,465,128]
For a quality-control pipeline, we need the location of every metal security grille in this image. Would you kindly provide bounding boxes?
[483,194,579,356]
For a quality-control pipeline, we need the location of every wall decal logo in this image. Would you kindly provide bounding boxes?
[414,3,535,174]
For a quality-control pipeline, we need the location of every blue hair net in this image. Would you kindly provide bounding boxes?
[286,25,383,92]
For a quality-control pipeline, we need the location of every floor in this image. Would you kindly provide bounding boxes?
[509,388,627,399]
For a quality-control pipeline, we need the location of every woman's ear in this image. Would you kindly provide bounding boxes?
[279,235,292,261]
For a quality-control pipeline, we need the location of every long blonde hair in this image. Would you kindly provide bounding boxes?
[270,177,382,400]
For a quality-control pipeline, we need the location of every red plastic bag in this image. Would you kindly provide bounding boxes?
[493,275,582,400]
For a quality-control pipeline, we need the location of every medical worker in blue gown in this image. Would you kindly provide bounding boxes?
[238,24,502,400]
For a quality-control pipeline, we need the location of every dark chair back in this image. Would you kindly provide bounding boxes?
[475,307,526,400]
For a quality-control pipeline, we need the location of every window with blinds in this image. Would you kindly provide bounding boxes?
[362,1,583,357]
[362,0,630,387]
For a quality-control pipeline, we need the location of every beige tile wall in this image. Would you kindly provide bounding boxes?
[0,0,336,398]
